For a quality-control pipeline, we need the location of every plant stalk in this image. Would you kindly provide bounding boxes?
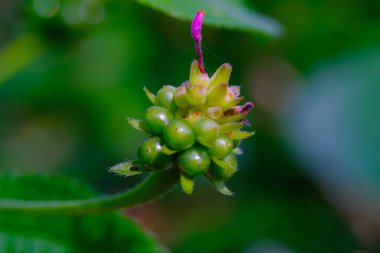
[0,169,179,215]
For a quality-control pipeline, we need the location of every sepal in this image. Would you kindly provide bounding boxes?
[209,63,232,88]
[233,147,243,155]
[216,113,247,124]
[227,131,255,140]
[211,154,237,180]
[180,173,194,194]
[162,145,178,155]
[205,172,234,196]
[219,122,244,134]
[143,86,156,104]
[207,83,228,106]
[127,117,151,133]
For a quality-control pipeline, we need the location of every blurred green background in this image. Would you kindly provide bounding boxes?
[1,0,380,252]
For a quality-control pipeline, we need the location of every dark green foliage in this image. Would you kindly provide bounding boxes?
[0,173,164,253]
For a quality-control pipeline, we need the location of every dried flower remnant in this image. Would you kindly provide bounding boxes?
[191,10,206,74]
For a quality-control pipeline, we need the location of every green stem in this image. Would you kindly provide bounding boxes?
[0,169,179,215]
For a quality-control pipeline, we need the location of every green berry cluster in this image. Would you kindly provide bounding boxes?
[112,60,254,195]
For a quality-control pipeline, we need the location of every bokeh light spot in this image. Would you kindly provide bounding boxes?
[33,0,60,18]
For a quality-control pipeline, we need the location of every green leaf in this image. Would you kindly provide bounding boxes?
[134,0,283,38]
[143,86,156,104]
[227,131,255,140]
[0,173,165,253]
[0,34,45,85]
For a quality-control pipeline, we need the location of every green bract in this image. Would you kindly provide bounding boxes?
[210,152,238,180]
[121,60,254,195]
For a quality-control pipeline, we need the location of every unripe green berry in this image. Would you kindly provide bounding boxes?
[209,135,233,159]
[178,146,211,177]
[193,118,219,146]
[210,152,237,180]
[163,119,195,150]
[138,137,171,168]
[155,85,177,112]
[144,106,173,135]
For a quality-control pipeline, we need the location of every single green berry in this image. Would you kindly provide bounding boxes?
[208,135,233,159]
[163,119,195,150]
[178,146,211,177]
[193,118,219,146]
[138,137,171,168]
[155,85,177,112]
[144,106,173,135]
[210,152,237,180]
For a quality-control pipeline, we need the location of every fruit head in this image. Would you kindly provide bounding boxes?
[127,60,254,195]
[114,10,255,196]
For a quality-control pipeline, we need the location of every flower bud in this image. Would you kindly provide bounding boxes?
[219,86,244,110]
[190,60,209,87]
[186,84,207,107]
[206,106,223,120]
[174,82,190,108]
